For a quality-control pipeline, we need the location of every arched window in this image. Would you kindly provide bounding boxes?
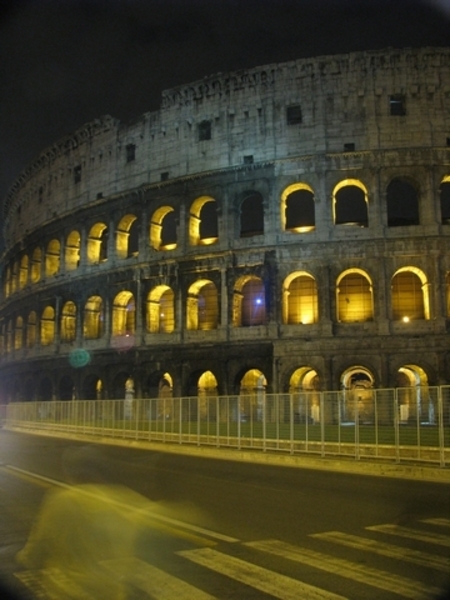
[283,272,318,324]
[30,248,42,283]
[83,296,103,339]
[186,280,219,330]
[146,286,174,333]
[189,197,218,245]
[19,255,29,289]
[14,316,23,350]
[233,276,266,327]
[116,215,138,259]
[282,184,315,232]
[65,230,81,271]
[333,180,368,227]
[45,239,60,277]
[40,306,55,346]
[387,178,419,226]
[391,268,429,320]
[87,223,108,264]
[61,301,77,342]
[336,269,373,322]
[150,207,177,251]
[112,291,135,336]
[440,176,450,224]
[27,311,37,348]
[240,192,264,237]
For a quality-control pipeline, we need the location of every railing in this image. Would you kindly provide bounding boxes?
[4,387,450,467]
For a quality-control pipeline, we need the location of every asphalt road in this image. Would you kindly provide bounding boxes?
[0,430,449,599]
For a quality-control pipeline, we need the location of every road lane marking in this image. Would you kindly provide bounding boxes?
[0,465,52,489]
[178,547,348,600]
[246,539,440,600]
[367,524,450,547]
[311,530,450,571]
[421,518,450,528]
[5,464,238,544]
[102,557,217,600]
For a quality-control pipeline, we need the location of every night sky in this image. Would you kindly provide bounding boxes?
[0,0,449,206]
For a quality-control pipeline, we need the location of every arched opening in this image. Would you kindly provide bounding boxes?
[439,176,450,224]
[289,367,320,424]
[333,180,368,227]
[233,276,266,327]
[40,306,55,346]
[282,183,315,232]
[27,312,37,348]
[391,267,429,321]
[239,369,267,422]
[59,375,74,400]
[60,301,77,342]
[282,272,318,324]
[189,196,218,246]
[30,248,42,283]
[87,223,108,264]
[240,192,264,237]
[19,255,29,289]
[150,207,177,251]
[65,230,81,271]
[186,280,219,330]
[83,296,103,339]
[396,364,432,424]
[14,316,23,350]
[147,286,175,333]
[387,178,419,227]
[45,239,60,277]
[340,366,375,423]
[116,214,138,259]
[37,377,53,401]
[336,269,373,322]
[112,291,135,336]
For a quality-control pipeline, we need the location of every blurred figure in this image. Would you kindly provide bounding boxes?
[16,445,151,600]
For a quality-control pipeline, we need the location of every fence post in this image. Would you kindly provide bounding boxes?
[355,395,360,460]
[438,387,445,467]
[290,394,294,455]
[394,389,400,463]
[320,392,325,457]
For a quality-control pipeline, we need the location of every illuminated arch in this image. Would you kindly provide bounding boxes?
[60,301,77,342]
[336,268,374,322]
[4,265,11,298]
[391,267,430,320]
[150,206,177,251]
[146,285,174,333]
[232,275,266,327]
[10,261,19,294]
[19,255,29,289]
[282,271,318,324]
[340,365,375,423]
[281,183,315,232]
[239,369,267,421]
[186,279,218,330]
[14,316,23,350]
[112,291,135,336]
[189,196,218,246]
[332,179,368,226]
[289,367,321,423]
[30,247,42,283]
[87,222,108,264]
[45,239,60,277]
[27,311,37,348]
[40,306,55,346]
[65,230,81,271]
[116,214,138,259]
[396,364,431,424]
[83,296,103,339]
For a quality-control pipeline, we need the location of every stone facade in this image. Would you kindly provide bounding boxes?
[1,46,450,403]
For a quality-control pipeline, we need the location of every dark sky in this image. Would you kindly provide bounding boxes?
[0,0,449,204]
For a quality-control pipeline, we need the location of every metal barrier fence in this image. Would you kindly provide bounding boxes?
[4,387,450,467]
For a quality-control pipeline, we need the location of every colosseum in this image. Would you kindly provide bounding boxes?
[1,46,449,417]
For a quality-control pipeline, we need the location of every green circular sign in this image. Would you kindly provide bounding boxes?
[69,349,91,368]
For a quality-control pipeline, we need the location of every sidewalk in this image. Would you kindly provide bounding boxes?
[5,425,450,484]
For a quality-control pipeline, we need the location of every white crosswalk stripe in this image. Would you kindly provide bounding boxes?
[246,539,441,600]
[367,523,450,546]
[178,547,348,600]
[310,530,450,571]
[421,517,450,528]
